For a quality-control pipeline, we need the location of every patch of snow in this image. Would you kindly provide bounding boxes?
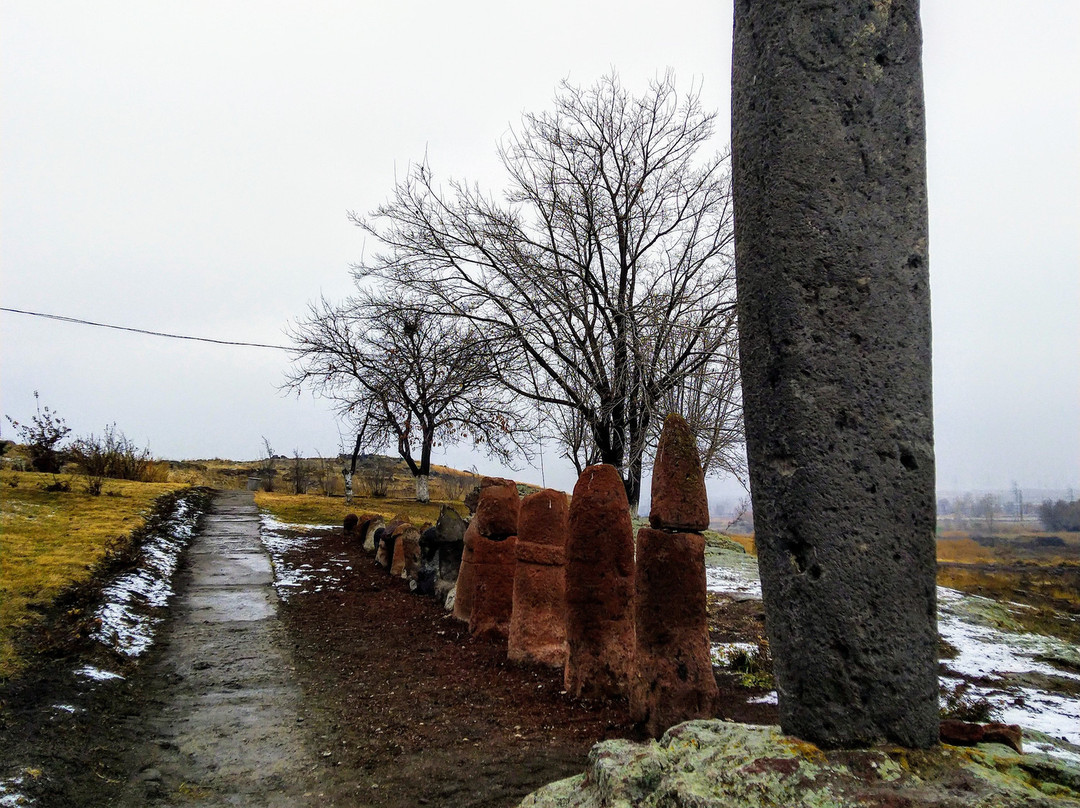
[89,492,204,657]
[259,513,349,601]
[705,555,761,599]
[259,514,335,534]
[704,555,1080,756]
[1028,742,1080,765]
[75,665,123,682]
[710,642,758,667]
[0,776,34,807]
[51,704,78,714]
[748,691,778,705]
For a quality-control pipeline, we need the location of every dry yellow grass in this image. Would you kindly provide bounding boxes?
[0,471,185,678]
[253,490,467,528]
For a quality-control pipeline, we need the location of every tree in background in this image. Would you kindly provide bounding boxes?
[354,72,739,514]
[286,290,528,502]
[1038,499,1080,532]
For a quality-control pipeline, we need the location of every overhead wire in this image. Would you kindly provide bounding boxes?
[0,307,293,351]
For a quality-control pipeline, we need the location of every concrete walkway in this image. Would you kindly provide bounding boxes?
[119,490,324,807]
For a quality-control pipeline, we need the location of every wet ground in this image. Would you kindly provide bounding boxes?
[0,491,775,807]
[8,489,1074,807]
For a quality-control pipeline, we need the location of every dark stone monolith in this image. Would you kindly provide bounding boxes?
[732,0,938,747]
[508,489,569,668]
[343,513,359,539]
[564,464,635,699]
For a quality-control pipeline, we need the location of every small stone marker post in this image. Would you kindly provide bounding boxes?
[732,1,938,746]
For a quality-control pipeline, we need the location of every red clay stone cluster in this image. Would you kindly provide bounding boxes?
[630,413,718,737]
[350,441,719,739]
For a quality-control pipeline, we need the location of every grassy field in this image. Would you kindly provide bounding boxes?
[253,490,468,528]
[0,471,187,679]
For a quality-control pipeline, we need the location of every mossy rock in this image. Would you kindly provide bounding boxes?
[519,721,1080,807]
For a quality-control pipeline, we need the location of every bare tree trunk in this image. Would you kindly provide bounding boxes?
[415,474,430,503]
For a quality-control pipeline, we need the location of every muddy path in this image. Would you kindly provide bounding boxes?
[112,490,335,806]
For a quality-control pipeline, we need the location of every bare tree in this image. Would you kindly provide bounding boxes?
[259,436,277,492]
[284,448,312,495]
[286,289,528,502]
[645,304,744,484]
[353,72,738,514]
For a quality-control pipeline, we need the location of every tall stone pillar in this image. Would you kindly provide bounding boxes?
[564,464,636,699]
[731,1,938,747]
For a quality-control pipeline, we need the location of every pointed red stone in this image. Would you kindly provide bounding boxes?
[630,527,718,736]
[649,413,710,532]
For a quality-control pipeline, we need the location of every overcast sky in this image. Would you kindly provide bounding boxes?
[2,0,1077,501]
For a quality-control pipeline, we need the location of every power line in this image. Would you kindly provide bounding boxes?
[0,307,293,351]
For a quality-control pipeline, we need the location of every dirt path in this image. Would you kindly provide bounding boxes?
[116,490,331,806]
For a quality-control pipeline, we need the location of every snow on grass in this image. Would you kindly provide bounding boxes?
[258,513,347,601]
[89,493,204,657]
[705,553,1080,758]
[748,691,778,705]
[705,550,762,599]
[710,641,758,666]
[0,776,34,807]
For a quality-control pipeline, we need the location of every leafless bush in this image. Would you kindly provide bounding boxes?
[440,473,480,501]
[312,451,339,497]
[284,448,313,495]
[68,424,162,493]
[358,458,394,498]
[259,437,278,492]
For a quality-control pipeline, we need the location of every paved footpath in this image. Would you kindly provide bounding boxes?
[118,490,328,807]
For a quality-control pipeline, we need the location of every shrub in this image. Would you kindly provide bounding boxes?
[68,424,159,488]
[441,473,480,501]
[5,392,71,473]
[358,458,393,498]
[1037,499,1080,532]
[721,637,774,689]
[940,682,1001,722]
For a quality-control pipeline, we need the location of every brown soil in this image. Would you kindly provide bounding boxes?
[276,527,779,807]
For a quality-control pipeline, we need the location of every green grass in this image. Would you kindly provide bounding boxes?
[0,471,186,678]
